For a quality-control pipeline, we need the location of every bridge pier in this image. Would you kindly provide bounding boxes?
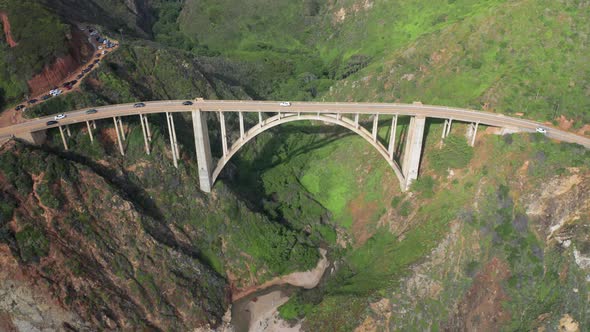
[192,110,213,193]
[116,117,126,141]
[112,117,125,156]
[402,116,426,190]
[354,113,359,128]
[58,126,68,150]
[139,114,150,155]
[166,112,178,168]
[219,111,228,157]
[372,114,379,141]
[388,115,398,159]
[86,121,94,143]
[66,125,72,137]
[239,112,245,139]
[470,122,479,147]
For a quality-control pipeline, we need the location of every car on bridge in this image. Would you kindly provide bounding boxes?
[85,109,98,114]
[279,101,291,107]
[134,102,146,108]
[182,101,193,106]
[536,127,547,134]
[46,120,58,126]
[54,113,66,120]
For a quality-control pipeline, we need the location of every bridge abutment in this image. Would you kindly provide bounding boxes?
[14,130,47,145]
[192,110,213,193]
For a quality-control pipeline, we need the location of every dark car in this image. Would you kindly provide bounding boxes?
[27,99,38,104]
[82,69,90,73]
[63,82,71,88]
[41,95,51,100]
[133,102,146,108]
[46,120,58,126]
[182,101,193,106]
[93,59,100,64]
[87,64,94,69]
[15,104,25,111]
[85,109,98,114]
[70,80,77,85]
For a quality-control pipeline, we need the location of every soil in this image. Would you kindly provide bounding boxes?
[349,194,378,247]
[0,12,17,47]
[443,257,511,331]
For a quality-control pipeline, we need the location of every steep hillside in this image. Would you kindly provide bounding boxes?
[321,0,590,124]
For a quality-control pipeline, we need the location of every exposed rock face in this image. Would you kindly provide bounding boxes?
[27,27,93,96]
[0,142,230,330]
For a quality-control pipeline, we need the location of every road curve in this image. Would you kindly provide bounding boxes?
[0,100,588,148]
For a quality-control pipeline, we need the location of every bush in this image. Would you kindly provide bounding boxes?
[399,201,411,217]
[430,135,474,173]
[411,176,436,198]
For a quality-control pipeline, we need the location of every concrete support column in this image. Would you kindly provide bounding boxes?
[139,114,150,155]
[354,113,359,128]
[116,117,126,141]
[192,110,213,193]
[258,112,263,126]
[86,121,94,143]
[165,112,178,168]
[372,114,379,141]
[170,113,180,158]
[445,118,453,137]
[58,126,68,151]
[92,120,97,130]
[442,120,449,139]
[402,116,426,190]
[219,111,228,157]
[388,115,398,159]
[143,115,152,142]
[336,113,341,121]
[470,122,479,147]
[239,112,245,140]
[112,117,125,156]
[66,125,72,137]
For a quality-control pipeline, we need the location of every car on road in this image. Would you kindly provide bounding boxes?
[182,101,193,106]
[536,127,547,134]
[77,74,84,79]
[279,101,291,107]
[46,120,58,126]
[54,113,66,120]
[15,105,25,111]
[85,109,98,114]
[41,95,51,100]
[28,99,38,104]
[134,102,146,108]
[93,59,100,64]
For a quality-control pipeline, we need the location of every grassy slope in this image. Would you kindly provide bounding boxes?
[322,0,590,123]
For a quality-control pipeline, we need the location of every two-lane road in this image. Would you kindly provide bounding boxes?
[0,100,588,148]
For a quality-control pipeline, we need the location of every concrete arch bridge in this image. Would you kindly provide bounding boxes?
[1,100,588,192]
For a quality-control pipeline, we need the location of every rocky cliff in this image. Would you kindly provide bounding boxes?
[0,141,230,330]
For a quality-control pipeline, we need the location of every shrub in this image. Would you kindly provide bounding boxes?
[430,135,474,173]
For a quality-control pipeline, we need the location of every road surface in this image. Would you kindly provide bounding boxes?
[0,100,588,148]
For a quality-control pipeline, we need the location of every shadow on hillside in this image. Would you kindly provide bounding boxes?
[23,141,225,279]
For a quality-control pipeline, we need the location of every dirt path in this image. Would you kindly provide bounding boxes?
[0,12,17,47]
[232,248,328,301]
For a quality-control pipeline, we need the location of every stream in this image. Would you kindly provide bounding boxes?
[230,248,331,332]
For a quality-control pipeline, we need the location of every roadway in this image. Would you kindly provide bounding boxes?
[0,100,588,148]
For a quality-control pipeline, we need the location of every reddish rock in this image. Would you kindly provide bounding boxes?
[27,27,93,96]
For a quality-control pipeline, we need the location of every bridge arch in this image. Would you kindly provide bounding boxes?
[210,113,406,190]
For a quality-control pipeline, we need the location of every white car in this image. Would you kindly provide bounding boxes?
[54,113,66,120]
[535,127,547,134]
[279,102,291,107]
